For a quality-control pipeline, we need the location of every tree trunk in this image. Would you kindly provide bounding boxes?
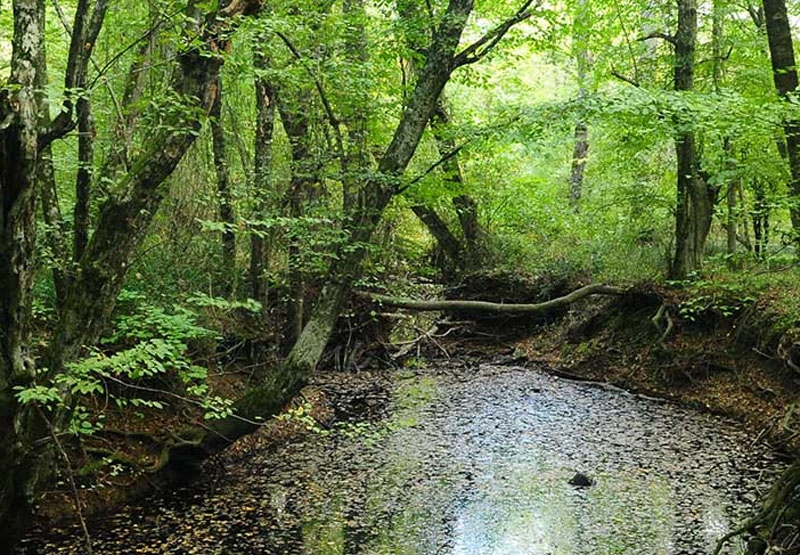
[210,76,236,298]
[762,0,800,243]
[569,121,589,211]
[411,204,464,272]
[0,0,46,543]
[727,179,738,256]
[250,42,276,311]
[363,283,625,313]
[670,0,714,280]
[47,1,264,373]
[282,0,476,378]
[429,98,484,265]
[73,96,94,261]
[753,179,770,258]
[276,91,314,353]
[569,0,590,212]
[342,0,370,215]
[35,36,69,308]
[398,2,482,274]
[711,0,738,260]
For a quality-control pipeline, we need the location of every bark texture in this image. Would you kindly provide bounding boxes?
[569,0,590,211]
[670,0,714,279]
[210,76,236,297]
[0,0,46,544]
[250,41,277,311]
[762,0,800,242]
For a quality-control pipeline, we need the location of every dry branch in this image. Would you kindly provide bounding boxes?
[360,284,625,314]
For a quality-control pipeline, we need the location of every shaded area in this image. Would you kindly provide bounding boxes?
[19,362,786,554]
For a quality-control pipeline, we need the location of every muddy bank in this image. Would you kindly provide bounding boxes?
[18,358,787,554]
[517,286,800,454]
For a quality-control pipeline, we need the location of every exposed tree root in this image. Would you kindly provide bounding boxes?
[360,284,626,314]
[713,462,800,555]
[651,304,674,345]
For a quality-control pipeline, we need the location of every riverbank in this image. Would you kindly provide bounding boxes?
[19,272,800,554]
[514,283,800,455]
[19,356,786,554]
[508,281,800,554]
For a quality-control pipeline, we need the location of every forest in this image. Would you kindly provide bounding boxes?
[3,0,800,553]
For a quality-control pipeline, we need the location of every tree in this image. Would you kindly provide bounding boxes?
[669,0,716,279]
[250,34,277,312]
[762,0,800,244]
[281,0,535,378]
[210,76,237,298]
[569,0,591,212]
[398,0,487,277]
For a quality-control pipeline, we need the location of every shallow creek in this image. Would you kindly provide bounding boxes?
[21,362,788,554]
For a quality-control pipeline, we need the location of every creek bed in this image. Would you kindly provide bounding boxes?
[19,362,788,554]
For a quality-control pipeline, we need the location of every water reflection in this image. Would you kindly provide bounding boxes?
[289,366,775,555]
[21,364,780,554]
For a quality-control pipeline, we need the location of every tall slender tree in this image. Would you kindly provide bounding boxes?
[670,0,716,279]
[762,0,800,244]
[210,76,237,297]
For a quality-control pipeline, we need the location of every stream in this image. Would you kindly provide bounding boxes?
[19,361,788,554]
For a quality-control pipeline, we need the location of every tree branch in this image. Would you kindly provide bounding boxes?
[453,0,538,67]
[610,67,640,87]
[638,32,676,44]
[275,30,347,169]
[360,284,626,314]
[40,0,110,148]
[399,143,466,193]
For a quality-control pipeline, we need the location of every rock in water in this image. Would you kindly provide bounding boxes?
[745,537,767,555]
[568,472,594,487]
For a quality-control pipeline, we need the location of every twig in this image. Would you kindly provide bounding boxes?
[398,144,465,193]
[37,406,94,555]
[610,68,640,87]
[753,263,800,276]
[274,30,346,170]
[102,374,268,428]
[453,0,539,67]
[414,324,449,358]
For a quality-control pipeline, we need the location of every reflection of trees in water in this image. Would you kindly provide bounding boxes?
[283,430,466,554]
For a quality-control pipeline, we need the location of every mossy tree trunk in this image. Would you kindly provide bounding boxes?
[0,1,46,544]
[250,39,277,312]
[568,0,590,212]
[210,76,236,298]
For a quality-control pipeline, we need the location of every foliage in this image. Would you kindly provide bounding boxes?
[15,295,234,433]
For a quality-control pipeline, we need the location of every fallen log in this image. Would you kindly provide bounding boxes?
[360,284,626,314]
